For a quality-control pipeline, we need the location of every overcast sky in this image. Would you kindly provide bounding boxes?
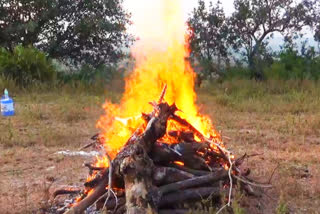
[124,0,235,22]
[180,0,235,17]
[123,0,235,37]
[123,0,317,50]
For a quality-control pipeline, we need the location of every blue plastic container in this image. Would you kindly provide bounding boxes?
[1,89,15,116]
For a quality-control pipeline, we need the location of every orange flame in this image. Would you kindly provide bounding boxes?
[174,161,185,166]
[96,0,221,158]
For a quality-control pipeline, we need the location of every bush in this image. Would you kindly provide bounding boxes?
[221,65,251,80]
[215,44,320,81]
[0,46,57,87]
[264,47,320,81]
[58,64,119,84]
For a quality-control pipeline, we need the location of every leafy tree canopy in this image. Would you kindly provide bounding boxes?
[311,0,320,43]
[187,0,230,76]
[0,0,132,67]
[228,0,314,79]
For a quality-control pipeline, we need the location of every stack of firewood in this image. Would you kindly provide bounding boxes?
[53,87,270,214]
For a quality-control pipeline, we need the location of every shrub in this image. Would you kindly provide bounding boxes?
[214,45,320,81]
[0,46,57,87]
[221,65,251,80]
[264,47,320,80]
[58,64,120,84]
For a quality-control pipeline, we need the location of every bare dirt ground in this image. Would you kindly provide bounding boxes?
[0,89,319,213]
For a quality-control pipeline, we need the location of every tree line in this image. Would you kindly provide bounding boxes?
[188,0,320,80]
[0,0,131,67]
[0,0,320,87]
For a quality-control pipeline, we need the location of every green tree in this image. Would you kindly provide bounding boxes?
[0,0,131,67]
[311,0,320,48]
[187,0,230,78]
[264,41,320,80]
[229,0,314,79]
[0,46,56,87]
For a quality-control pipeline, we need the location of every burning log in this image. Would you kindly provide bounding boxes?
[55,87,268,214]
[170,114,207,142]
[84,162,105,175]
[65,169,110,214]
[84,171,105,188]
[65,101,177,214]
[120,150,156,214]
[117,102,177,214]
[168,131,195,142]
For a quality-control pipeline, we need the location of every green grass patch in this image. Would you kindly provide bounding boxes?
[202,79,320,114]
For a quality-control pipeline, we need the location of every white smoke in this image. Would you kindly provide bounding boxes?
[123,0,185,63]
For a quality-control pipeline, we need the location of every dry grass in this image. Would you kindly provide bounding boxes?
[0,90,109,213]
[0,80,319,213]
[199,80,320,213]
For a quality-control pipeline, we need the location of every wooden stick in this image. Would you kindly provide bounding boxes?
[158,84,167,103]
[170,115,232,167]
[96,197,125,210]
[90,133,100,140]
[170,114,207,142]
[65,168,109,214]
[233,175,272,188]
[159,187,221,207]
[84,163,105,175]
[153,167,194,186]
[114,205,126,214]
[148,168,227,208]
[79,142,95,150]
[118,103,177,214]
[53,188,81,198]
[158,168,228,195]
[151,142,181,164]
[169,163,210,176]
[67,102,177,214]
[84,171,106,188]
[159,209,189,214]
[168,130,195,142]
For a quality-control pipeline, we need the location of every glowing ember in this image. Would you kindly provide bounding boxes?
[96,0,222,159]
[174,161,185,166]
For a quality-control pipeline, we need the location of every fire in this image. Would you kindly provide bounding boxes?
[174,161,185,166]
[96,0,221,158]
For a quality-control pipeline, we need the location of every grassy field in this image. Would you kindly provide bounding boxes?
[0,80,319,213]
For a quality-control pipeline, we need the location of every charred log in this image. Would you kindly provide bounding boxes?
[84,163,105,175]
[150,142,181,164]
[84,171,105,189]
[159,209,189,214]
[96,197,126,210]
[169,163,210,176]
[168,131,195,142]
[157,169,227,195]
[153,167,194,186]
[65,102,177,214]
[120,144,156,214]
[159,187,221,208]
[56,86,263,214]
[148,169,228,208]
[53,188,82,198]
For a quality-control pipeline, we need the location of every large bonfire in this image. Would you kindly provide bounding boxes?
[97,0,219,159]
[52,1,269,213]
